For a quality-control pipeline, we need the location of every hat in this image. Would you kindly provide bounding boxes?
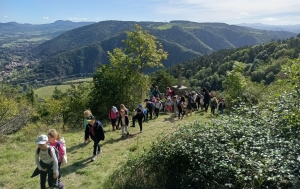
[87,115,95,122]
[36,134,48,144]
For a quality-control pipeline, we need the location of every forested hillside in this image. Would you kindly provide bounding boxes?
[30,20,297,80]
[166,34,300,92]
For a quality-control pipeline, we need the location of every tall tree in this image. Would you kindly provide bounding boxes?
[115,24,168,74]
[90,24,168,119]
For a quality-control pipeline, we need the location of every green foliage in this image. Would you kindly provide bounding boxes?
[37,83,91,129]
[150,70,177,92]
[222,62,246,106]
[123,24,168,73]
[0,84,35,135]
[107,94,300,189]
[89,25,168,119]
[166,36,300,92]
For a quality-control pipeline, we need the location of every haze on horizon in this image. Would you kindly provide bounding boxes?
[1,0,300,26]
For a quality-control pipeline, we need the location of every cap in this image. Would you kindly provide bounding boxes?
[87,115,95,122]
[36,134,48,144]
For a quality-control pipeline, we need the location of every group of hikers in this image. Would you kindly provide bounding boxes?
[34,85,225,189]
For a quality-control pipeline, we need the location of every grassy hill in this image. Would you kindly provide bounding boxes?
[34,78,92,98]
[34,85,78,99]
[0,111,209,189]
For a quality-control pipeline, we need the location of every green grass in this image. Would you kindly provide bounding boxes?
[155,24,173,30]
[34,84,78,98]
[63,78,92,84]
[0,111,211,189]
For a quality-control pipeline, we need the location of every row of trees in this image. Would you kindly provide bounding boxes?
[167,34,300,92]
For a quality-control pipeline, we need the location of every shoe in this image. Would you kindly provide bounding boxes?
[97,150,102,156]
[140,130,142,133]
[58,181,64,189]
[130,125,135,127]
[91,155,96,162]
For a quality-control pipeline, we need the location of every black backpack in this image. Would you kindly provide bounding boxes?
[37,143,60,161]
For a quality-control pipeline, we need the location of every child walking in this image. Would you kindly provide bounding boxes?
[131,108,145,132]
[35,134,59,189]
[118,109,130,137]
[83,110,92,144]
[48,129,65,188]
[85,115,105,161]
[109,106,119,131]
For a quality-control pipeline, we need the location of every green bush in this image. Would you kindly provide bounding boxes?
[106,94,300,189]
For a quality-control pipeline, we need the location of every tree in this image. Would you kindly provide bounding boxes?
[115,24,168,74]
[90,24,168,120]
[150,70,177,92]
[222,62,246,106]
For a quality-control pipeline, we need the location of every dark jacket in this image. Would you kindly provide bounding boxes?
[146,101,154,110]
[85,120,105,141]
[117,115,129,126]
[133,111,146,121]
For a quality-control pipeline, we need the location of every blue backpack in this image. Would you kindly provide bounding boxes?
[142,108,147,115]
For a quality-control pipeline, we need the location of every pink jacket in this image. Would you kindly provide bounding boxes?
[109,109,118,119]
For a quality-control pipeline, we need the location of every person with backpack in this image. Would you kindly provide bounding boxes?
[118,109,130,137]
[218,98,226,114]
[83,110,92,144]
[85,115,105,162]
[151,86,161,98]
[48,129,65,188]
[145,100,154,120]
[35,134,59,189]
[178,96,187,119]
[109,106,119,131]
[203,87,211,112]
[210,97,218,115]
[154,98,162,118]
[130,108,145,132]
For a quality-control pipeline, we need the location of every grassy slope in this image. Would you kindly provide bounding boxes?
[34,84,79,98]
[0,111,210,189]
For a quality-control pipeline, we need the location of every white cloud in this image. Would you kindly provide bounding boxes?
[4,16,8,18]
[43,17,49,20]
[68,17,87,21]
[261,17,278,22]
[236,17,241,19]
[152,0,300,24]
[240,12,250,16]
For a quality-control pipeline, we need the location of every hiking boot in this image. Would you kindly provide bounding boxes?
[91,155,96,162]
[130,125,135,127]
[127,132,129,136]
[140,130,143,133]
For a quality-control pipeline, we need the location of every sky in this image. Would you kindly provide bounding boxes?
[1,0,300,25]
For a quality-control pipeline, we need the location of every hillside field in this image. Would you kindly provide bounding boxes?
[0,111,209,189]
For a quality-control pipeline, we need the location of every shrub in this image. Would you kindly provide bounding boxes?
[106,94,300,189]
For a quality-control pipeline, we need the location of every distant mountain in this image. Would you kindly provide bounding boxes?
[0,20,96,35]
[31,20,297,80]
[238,23,300,34]
[0,20,96,48]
